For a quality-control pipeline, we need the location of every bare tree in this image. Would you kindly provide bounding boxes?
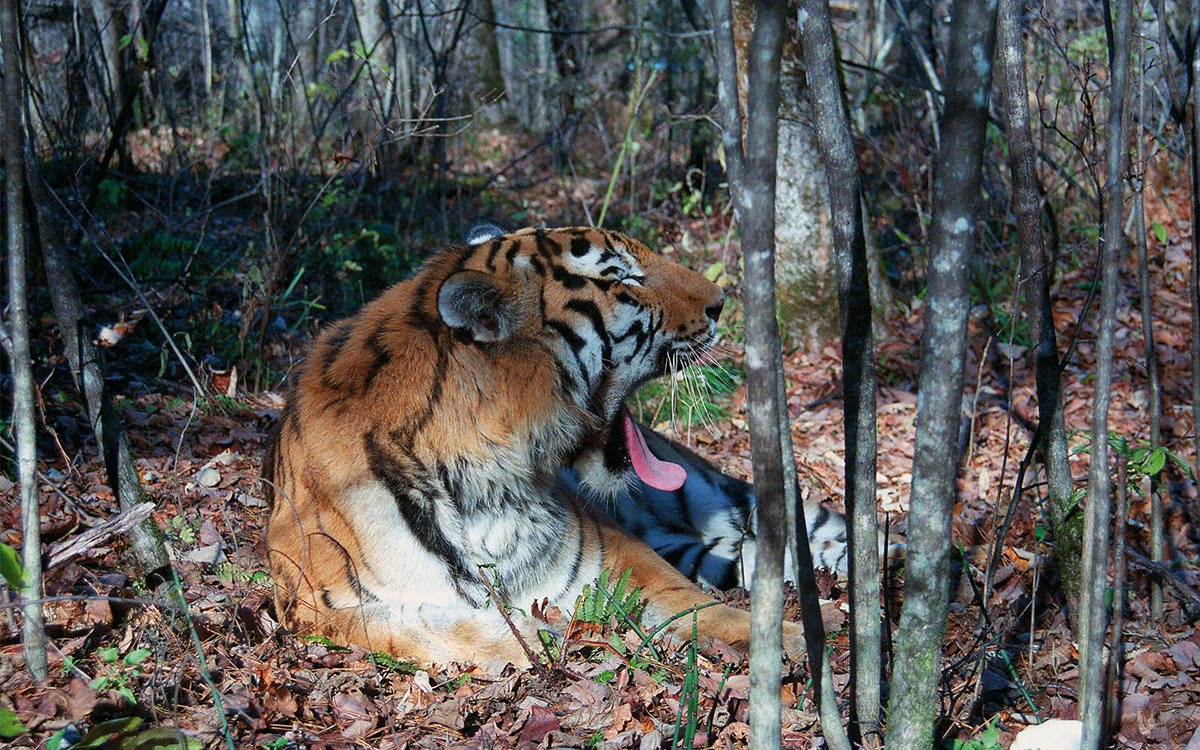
[795,0,882,742]
[89,0,127,116]
[997,0,1080,618]
[712,0,789,747]
[1079,0,1132,746]
[885,0,998,744]
[1132,29,1164,619]
[291,0,319,135]
[27,163,172,580]
[1,0,47,680]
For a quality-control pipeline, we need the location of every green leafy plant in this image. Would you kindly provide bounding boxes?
[0,541,26,590]
[48,716,200,750]
[942,719,1002,750]
[576,567,644,625]
[367,651,420,675]
[89,646,153,704]
[0,706,28,739]
[669,612,701,749]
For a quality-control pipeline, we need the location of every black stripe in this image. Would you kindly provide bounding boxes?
[486,239,503,271]
[716,560,740,590]
[565,299,612,364]
[364,431,477,598]
[505,239,521,267]
[361,320,393,392]
[570,236,591,257]
[687,537,723,580]
[550,263,588,290]
[546,319,592,386]
[660,543,690,569]
[321,323,353,381]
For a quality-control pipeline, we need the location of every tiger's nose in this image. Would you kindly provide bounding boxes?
[705,295,725,323]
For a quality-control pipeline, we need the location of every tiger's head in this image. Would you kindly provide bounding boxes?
[440,225,722,490]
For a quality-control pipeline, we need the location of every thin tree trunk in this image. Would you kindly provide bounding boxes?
[25,161,171,579]
[1189,0,1200,500]
[885,0,998,745]
[199,0,213,98]
[795,0,881,742]
[225,0,257,124]
[292,0,318,136]
[1,0,48,680]
[713,1,789,748]
[1133,29,1164,619]
[775,357,851,750]
[89,0,125,116]
[997,0,1080,622]
[1080,0,1132,746]
[1105,457,1129,735]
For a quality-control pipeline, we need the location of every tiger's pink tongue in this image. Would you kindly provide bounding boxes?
[621,408,687,491]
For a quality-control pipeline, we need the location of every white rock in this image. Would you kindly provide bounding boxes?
[1010,719,1082,750]
[196,467,221,487]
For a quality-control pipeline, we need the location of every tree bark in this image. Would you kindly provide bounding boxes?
[89,0,126,116]
[292,0,318,136]
[225,0,257,124]
[714,1,789,748]
[795,0,882,741]
[199,0,213,98]
[885,0,997,745]
[1132,27,1164,620]
[1079,0,1132,746]
[351,0,397,134]
[997,0,1081,623]
[26,160,171,580]
[1188,0,1200,499]
[2,0,48,680]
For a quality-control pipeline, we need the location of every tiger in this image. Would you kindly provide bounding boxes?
[562,422,853,590]
[263,225,830,668]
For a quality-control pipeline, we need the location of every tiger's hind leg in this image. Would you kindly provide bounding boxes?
[287,598,549,668]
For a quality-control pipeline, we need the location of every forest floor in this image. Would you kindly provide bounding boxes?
[3,130,1200,749]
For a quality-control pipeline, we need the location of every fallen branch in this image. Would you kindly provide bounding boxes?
[1125,549,1200,616]
[46,502,156,570]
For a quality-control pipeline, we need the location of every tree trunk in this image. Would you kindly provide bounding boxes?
[796,0,882,741]
[997,0,1081,624]
[199,0,213,98]
[491,0,556,132]
[731,0,890,350]
[225,0,257,124]
[713,1,788,748]
[1,0,48,679]
[292,0,318,135]
[26,160,172,580]
[1079,0,1132,745]
[89,0,126,116]
[352,0,395,128]
[1132,24,1164,620]
[885,0,997,745]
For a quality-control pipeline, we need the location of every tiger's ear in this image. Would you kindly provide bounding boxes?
[437,270,524,342]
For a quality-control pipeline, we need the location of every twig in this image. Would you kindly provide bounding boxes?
[1125,549,1200,615]
[477,565,549,677]
[46,502,155,570]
